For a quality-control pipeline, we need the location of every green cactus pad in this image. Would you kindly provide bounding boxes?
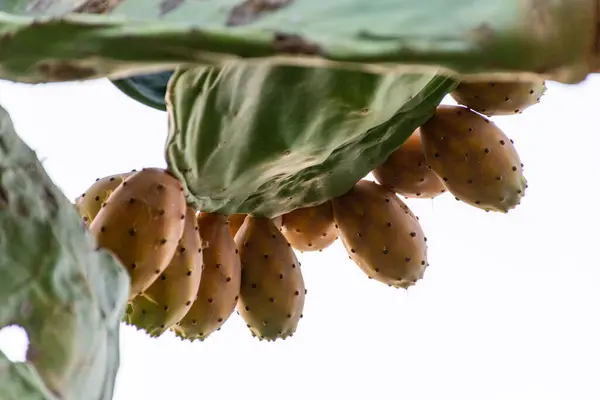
[164,62,457,217]
[0,0,594,86]
[0,103,130,400]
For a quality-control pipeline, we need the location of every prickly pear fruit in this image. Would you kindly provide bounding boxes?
[89,168,187,299]
[228,214,247,237]
[126,207,203,337]
[235,216,306,341]
[372,130,446,199]
[332,180,428,289]
[173,212,242,342]
[450,80,546,116]
[75,171,135,225]
[419,105,527,212]
[281,201,338,251]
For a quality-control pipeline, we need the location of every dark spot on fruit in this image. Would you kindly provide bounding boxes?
[157,184,165,191]
[235,249,239,254]
[263,254,269,259]
[128,198,135,204]
[434,152,440,158]
[164,306,169,311]
[484,148,490,153]
[154,269,160,274]
[383,249,389,255]
[294,290,300,296]
[269,297,275,303]
[475,200,481,204]
[161,275,166,281]
[496,176,502,181]
[512,166,517,171]
[467,179,473,184]
[235,296,239,301]
[251,283,257,289]
[186,270,192,276]
[186,301,191,306]
[410,232,416,237]
[385,198,390,203]
[421,260,426,265]
[350,248,356,253]
[405,257,412,262]
[217,318,223,323]
[192,319,197,325]
[335,224,338,228]
[504,97,509,101]
[291,263,296,268]
[287,314,292,318]
[158,209,165,216]
[357,232,362,237]
[160,238,167,244]
[94,195,100,201]
[100,226,106,232]
[499,140,505,145]
[129,228,136,236]
[179,247,186,253]
[180,214,185,220]
[226,277,231,282]
[130,263,136,269]
[208,298,214,303]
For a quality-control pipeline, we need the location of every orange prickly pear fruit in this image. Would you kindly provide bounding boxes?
[126,206,204,337]
[74,170,135,225]
[332,180,428,289]
[173,212,242,342]
[419,105,527,212]
[235,216,305,341]
[227,214,247,237]
[89,168,187,299]
[228,214,282,236]
[280,201,338,251]
[450,79,546,116]
[372,130,446,199]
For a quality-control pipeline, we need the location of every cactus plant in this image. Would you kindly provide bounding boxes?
[0,0,598,397]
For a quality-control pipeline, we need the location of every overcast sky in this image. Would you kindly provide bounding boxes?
[0,74,598,400]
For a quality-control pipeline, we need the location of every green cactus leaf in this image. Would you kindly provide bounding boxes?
[164,62,457,217]
[0,0,594,86]
[0,103,130,400]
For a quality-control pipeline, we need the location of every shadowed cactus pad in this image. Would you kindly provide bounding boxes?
[235,216,306,341]
[89,168,187,299]
[420,105,527,212]
[174,212,242,342]
[126,207,203,337]
[0,103,129,399]
[332,180,428,289]
[165,63,457,218]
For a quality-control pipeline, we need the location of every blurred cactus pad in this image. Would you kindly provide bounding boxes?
[0,0,598,399]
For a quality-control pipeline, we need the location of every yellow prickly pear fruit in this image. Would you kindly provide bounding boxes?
[126,207,204,337]
[173,212,242,342]
[420,105,527,212]
[235,216,306,341]
[332,180,428,289]
[450,79,546,116]
[372,130,446,199]
[74,171,135,225]
[89,168,187,299]
[227,214,247,237]
[280,201,338,251]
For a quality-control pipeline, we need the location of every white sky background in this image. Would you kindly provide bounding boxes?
[0,75,599,400]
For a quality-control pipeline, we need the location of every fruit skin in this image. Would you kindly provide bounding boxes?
[280,201,338,251]
[372,130,446,199]
[74,171,135,226]
[126,206,203,337]
[89,168,187,299]
[173,212,242,342]
[227,214,247,237]
[332,180,428,289]
[419,105,527,212]
[235,216,306,341]
[450,80,546,116]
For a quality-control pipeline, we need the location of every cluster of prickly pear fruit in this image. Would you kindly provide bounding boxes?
[373,80,541,214]
[71,78,544,342]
